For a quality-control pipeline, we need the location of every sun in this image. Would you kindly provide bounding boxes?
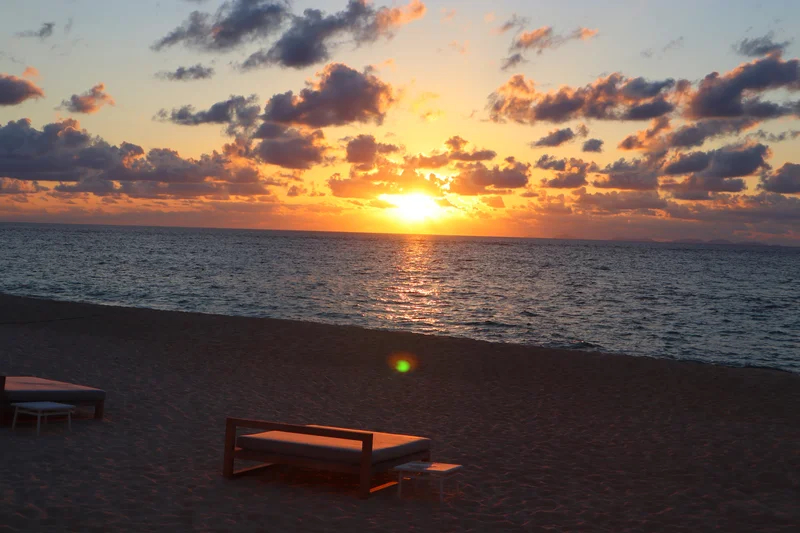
[381,193,443,222]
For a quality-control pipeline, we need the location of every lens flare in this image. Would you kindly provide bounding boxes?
[388,352,418,373]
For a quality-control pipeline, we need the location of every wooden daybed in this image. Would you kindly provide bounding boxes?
[1,376,106,422]
[223,418,432,499]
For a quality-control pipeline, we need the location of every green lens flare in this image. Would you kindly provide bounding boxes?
[395,360,411,373]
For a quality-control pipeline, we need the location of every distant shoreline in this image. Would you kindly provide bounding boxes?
[1,220,794,248]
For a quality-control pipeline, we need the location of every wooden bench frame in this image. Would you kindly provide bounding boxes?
[223,418,432,499]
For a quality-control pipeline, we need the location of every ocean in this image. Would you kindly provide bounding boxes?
[1,223,798,372]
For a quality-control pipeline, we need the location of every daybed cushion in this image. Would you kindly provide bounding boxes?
[3,376,106,402]
[237,425,431,465]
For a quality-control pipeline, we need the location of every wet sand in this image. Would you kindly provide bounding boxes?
[1,294,798,532]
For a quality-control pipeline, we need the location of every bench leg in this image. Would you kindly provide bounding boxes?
[36,413,41,436]
[358,469,372,499]
[94,400,104,420]
[11,407,19,431]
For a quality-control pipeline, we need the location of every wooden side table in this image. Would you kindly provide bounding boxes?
[394,461,463,502]
[11,402,75,436]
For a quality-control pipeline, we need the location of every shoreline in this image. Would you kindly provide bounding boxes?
[1,292,795,375]
[1,293,799,531]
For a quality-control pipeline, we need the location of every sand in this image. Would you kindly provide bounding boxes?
[0,293,798,532]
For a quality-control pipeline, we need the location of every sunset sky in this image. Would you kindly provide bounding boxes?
[2,0,800,243]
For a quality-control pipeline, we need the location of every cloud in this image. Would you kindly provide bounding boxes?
[262,64,395,127]
[449,40,469,55]
[641,36,684,59]
[747,129,800,142]
[665,118,757,149]
[22,67,39,79]
[155,94,261,136]
[17,22,55,39]
[0,74,45,106]
[573,188,668,213]
[659,144,772,197]
[686,54,800,120]
[592,158,660,190]
[253,128,328,169]
[441,8,456,22]
[0,177,47,195]
[495,14,527,35]
[502,26,597,70]
[449,157,530,195]
[152,0,289,52]
[759,163,800,194]
[481,195,505,208]
[582,138,604,152]
[536,155,596,189]
[345,134,400,168]
[328,158,443,199]
[60,83,115,114]
[531,125,588,148]
[240,0,426,70]
[734,33,791,57]
[0,118,276,198]
[489,73,678,124]
[618,116,671,151]
[156,64,215,81]
[404,136,496,170]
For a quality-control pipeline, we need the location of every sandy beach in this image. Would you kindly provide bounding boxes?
[1,293,798,532]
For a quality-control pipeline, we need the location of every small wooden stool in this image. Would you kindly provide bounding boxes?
[11,402,75,436]
[394,461,463,502]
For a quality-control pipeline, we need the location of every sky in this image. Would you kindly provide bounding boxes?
[1,0,800,244]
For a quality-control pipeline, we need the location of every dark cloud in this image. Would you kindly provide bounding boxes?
[573,188,668,213]
[759,163,800,194]
[747,129,800,143]
[698,143,771,178]
[531,126,587,148]
[241,0,426,70]
[60,83,115,114]
[155,95,261,136]
[449,157,530,195]
[536,156,596,189]
[0,74,45,106]
[582,138,604,152]
[502,26,597,70]
[593,158,660,190]
[687,54,800,119]
[489,73,678,124]
[495,14,527,35]
[666,118,756,149]
[152,0,289,52]
[618,116,671,151]
[500,53,526,71]
[345,134,399,168]
[734,33,791,57]
[262,64,395,127]
[156,64,215,81]
[0,177,47,195]
[663,151,711,175]
[253,128,328,169]
[0,118,277,200]
[661,175,747,197]
[405,152,450,169]
[17,23,55,39]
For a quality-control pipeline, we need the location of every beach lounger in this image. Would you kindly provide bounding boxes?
[223,418,432,499]
[1,376,105,421]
